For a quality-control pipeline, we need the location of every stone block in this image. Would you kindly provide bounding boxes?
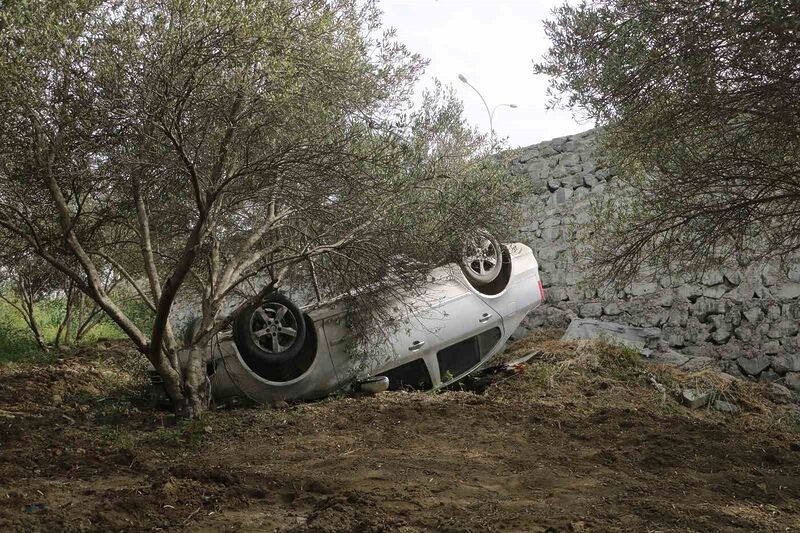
[545,287,568,303]
[711,328,732,344]
[537,246,563,262]
[758,368,781,383]
[541,227,562,242]
[562,139,578,152]
[772,354,800,375]
[743,307,764,324]
[768,383,794,403]
[788,264,800,283]
[529,179,548,195]
[565,174,587,189]
[603,302,622,316]
[771,320,799,337]
[541,216,560,228]
[725,308,742,327]
[662,327,685,348]
[755,321,771,339]
[642,308,668,328]
[575,211,592,224]
[712,400,738,414]
[650,348,690,365]
[680,389,711,409]
[540,144,557,157]
[692,297,727,320]
[723,282,760,303]
[677,284,703,301]
[707,314,726,331]
[720,360,746,379]
[722,269,742,286]
[781,336,800,352]
[562,318,661,350]
[783,302,800,319]
[596,168,614,180]
[785,372,800,393]
[766,304,782,321]
[653,291,674,307]
[773,282,800,301]
[736,354,771,376]
[549,188,573,206]
[701,270,724,286]
[666,303,689,326]
[579,302,603,318]
[734,324,754,343]
[684,317,710,344]
[573,187,590,200]
[565,286,584,302]
[701,285,727,299]
[565,271,585,286]
[681,355,717,372]
[761,264,780,287]
[762,340,781,354]
[629,282,658,297]
[560,153,581,168]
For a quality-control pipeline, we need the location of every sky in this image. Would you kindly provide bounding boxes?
[378,0,590,148]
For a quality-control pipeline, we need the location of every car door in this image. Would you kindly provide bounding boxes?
[364,266,504,387]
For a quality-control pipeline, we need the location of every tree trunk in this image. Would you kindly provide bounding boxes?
[180,346,209,418]
[18,286,49,353]
[151,346,208,419]
[26,300,49,353]
[54,280,74,348]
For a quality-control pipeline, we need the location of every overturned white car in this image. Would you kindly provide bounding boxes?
[150,237,543,404]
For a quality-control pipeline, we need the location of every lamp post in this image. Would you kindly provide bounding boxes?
[458,74,517,145]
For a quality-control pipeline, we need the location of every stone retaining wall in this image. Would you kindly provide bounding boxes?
[511,129,800,388]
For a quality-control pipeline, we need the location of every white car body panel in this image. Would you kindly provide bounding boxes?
[170,243,542,403]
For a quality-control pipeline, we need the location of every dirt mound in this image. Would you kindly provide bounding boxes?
[1,338,799,531]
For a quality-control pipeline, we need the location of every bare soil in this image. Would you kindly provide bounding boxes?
[1,336,799,532]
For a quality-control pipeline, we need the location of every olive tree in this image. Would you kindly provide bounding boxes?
[0,0,527,416]
[0,254,57,353]
[535,0,800,284]
[0,252,118,351]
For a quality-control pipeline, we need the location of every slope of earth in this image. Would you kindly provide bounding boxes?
[1,336,799,532]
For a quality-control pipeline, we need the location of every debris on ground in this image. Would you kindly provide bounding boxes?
[562,318,660,351]
[680,389,711,409]
[713,399,739,414]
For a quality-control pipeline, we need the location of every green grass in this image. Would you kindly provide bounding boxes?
[0,300,44,363]
[0,295,153,364]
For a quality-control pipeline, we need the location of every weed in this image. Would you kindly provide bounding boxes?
[526,363,558,388]
[141,418,210,447]
[98,426,135,450]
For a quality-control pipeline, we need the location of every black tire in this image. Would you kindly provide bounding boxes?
[233,293,307,365]
[460,231,503,287]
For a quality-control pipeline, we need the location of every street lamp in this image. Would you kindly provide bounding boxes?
[458,74,517,145]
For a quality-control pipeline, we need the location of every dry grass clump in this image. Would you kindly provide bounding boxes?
[487,337,798,432]
[498,328,565,363]
[483,339,644,405]
[648,363,791,419]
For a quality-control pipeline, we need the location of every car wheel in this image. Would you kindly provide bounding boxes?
[460,231,503,286]
[233,294,307,365]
